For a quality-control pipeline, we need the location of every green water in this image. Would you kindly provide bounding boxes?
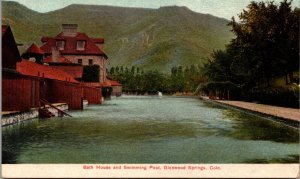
[2,96,299,163]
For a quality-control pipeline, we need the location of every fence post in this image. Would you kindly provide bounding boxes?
[81,97,84,110]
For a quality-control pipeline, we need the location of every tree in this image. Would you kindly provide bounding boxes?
[274,1,299,83]
[110,67,115,75]
[203,50,234,82]
[115,66,120,73]
[228,0,299,86]
[109,65,211,94]
[131,66,136,75]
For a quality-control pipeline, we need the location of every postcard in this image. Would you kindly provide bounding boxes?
[1,0,299,178]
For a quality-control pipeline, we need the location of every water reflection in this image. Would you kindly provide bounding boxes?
[2,120,40,163]
[223,110,299,143]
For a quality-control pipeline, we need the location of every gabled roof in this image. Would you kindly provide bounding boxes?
[17,60,78,83]
[40,32,107,57]
[2,25,22,69]
[24,43,44,55]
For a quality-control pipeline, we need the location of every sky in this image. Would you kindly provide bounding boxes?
[4,0,300,20]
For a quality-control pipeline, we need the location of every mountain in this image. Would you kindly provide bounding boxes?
[2,1,234,72]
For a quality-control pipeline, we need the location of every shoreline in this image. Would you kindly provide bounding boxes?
[199,96,299,128]
[120,94,197,98]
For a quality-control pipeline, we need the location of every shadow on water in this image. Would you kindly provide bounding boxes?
[222,110,299,143]
[2,120,41,163]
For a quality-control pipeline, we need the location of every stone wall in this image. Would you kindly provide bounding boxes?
[1,103,68,126]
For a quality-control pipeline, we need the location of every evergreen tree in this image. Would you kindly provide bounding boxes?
[115,66,120,73]
[131,66,136,75]
[110,67,115,75]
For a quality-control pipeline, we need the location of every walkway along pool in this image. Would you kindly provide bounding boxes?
[2,96,299,163]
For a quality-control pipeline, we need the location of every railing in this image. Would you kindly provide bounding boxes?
[39,99,72,117]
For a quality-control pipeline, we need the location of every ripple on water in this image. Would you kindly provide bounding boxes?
[2,96,299,163]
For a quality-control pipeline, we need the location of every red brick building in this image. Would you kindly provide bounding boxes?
[2,25,102,112]
[40,24,109,83]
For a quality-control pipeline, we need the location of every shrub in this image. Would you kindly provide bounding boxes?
[245,87,299,108]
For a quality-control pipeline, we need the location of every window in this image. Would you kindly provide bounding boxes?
[76,41,86,50]
[78,59,82,64]
[89,59,93,66]
[56,40,65,50]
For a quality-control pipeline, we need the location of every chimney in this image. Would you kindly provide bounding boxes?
[52,47,60,62]
[62,24,78,37]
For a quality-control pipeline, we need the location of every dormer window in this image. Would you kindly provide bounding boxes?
[56,40,65,50]
[77,40,86,51]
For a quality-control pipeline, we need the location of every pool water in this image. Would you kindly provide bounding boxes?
[2,96,299,163]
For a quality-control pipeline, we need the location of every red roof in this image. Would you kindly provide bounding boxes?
[111,80,122,86]
[40,32,107,57]
[41,37,52,43]
[102,80,112,87]
[43,55,72,63]
[25,43,44,55]
[50,65,83,79]
[82,80,113,88]
[91,38,104,43]
[82,82,102,88]
[101,79,122,87]
[104,77,121,86]
[17,60,78,83]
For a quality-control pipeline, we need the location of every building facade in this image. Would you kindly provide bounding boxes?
[2,25,102,112]
[40,24,109,83]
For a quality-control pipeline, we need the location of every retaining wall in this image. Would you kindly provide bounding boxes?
[1,103,68,126]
